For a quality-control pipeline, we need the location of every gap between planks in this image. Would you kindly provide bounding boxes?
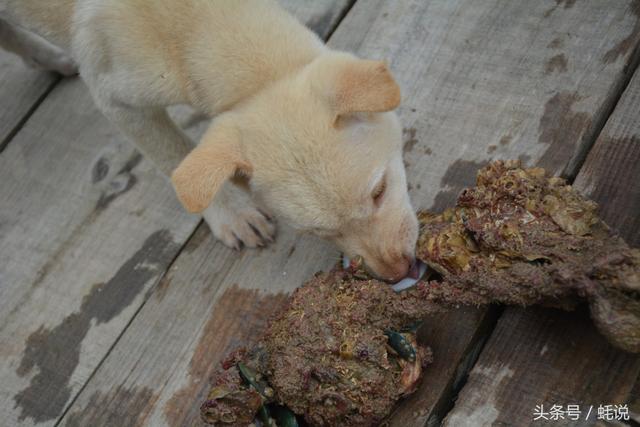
[0,76,61,154]
[564,33,640,183]
[52,221,203,427]
[323,0,358,41]
[404,306,504,427]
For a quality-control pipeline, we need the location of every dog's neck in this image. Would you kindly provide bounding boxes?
[182,3,326,116]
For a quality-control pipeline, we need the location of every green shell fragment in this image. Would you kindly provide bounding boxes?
[237,362,274,401]
[271,405,300,427]
[257,405,276,426]
[385,330,416,362]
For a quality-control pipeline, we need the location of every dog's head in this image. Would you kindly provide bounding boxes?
[172,52,418,281]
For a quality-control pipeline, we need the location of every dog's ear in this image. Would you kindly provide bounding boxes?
[171,121,251,213]
[316,55,401,123]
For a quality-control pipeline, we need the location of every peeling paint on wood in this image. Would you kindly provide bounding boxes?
[537,91,591,174]
[602,0,640,64]
[95,152,143,212]
[544,53,568,74]
[429,159,489,212]
[403,127,419,153]
[14,230,177,423]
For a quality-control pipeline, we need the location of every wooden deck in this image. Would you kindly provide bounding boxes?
[1,0,639,425]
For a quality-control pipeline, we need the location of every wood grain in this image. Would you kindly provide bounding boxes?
[60,223,338,427]
[0,77,200,427]
[444,308,640,427]
[0,2,352,426]
[444,51,640,427]
[329,0,640,196]
[57,0,640,426]
[574,68,640,247]
[0,50,58,151]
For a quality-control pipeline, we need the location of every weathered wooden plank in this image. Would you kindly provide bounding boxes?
[0,2,355,426]
[387,307,501,425]
[444,308,640,427]
[333,0,640,186]
[0,76,201,427]
[443,60,640,426]
[59,0,640,426]
[61,225,338,427]
[573,72,640,247]
[0,50,58,151]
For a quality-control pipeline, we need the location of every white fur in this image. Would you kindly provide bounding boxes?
[1,0,419,280]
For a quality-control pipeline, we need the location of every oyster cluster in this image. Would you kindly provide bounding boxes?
[416,160,640,352]
[200,160,640,426]
[201,268,435,426]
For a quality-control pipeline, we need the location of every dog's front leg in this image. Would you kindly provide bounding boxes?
[94,102,194,176]
[203,181,276,249]
[94,100,276,248]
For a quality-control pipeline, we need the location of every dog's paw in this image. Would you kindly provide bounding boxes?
[202,192,276,250]
[49,55,78,77]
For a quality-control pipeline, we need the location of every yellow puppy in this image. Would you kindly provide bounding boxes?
[1,0,418,281]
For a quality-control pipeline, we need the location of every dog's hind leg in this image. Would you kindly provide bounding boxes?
[0,16,77,75]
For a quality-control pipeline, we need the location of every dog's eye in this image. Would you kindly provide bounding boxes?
[372,178,386,206]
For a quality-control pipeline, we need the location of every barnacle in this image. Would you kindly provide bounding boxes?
[201,160,639,426]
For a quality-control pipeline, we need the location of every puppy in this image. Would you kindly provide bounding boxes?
[1,0,419,281]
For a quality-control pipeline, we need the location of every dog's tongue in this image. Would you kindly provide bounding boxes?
[342,256,427,292]
[407,261,420,279]
[391,261,428,292]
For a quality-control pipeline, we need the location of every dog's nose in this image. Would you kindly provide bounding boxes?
[387,256,412,282]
